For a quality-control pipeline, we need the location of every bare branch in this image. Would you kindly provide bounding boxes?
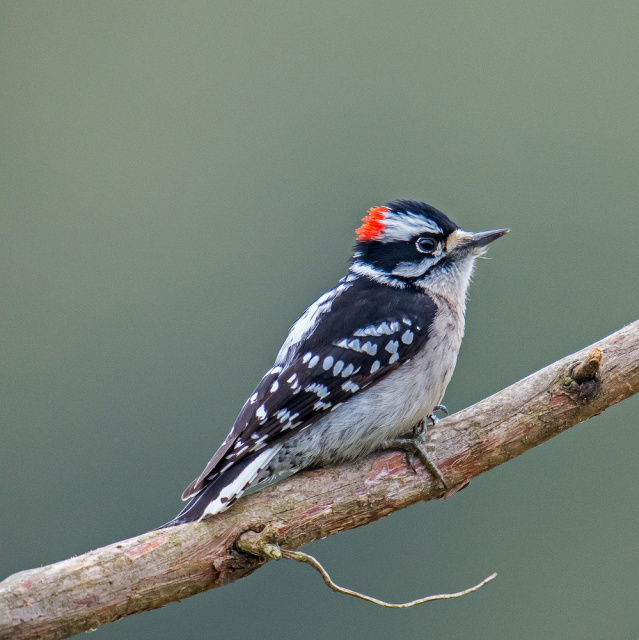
[1,320,638,640]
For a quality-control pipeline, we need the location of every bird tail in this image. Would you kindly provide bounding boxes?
[157,449,276,528]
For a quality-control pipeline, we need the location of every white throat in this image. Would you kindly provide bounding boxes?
[416,256,477,314]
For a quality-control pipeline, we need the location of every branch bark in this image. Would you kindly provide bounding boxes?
[2,320,638,640]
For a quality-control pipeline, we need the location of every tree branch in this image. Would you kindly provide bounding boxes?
[2,320,638,640]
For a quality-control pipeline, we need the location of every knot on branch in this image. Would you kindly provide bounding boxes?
[236,528,282,560]
[560,348,603,404]
[571,348,603,384]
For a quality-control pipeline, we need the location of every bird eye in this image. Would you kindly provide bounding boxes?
[416,237,437,253]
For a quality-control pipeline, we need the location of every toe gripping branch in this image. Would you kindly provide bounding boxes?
[383,404,450,491]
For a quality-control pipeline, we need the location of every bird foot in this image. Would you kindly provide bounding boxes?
[383,418,448,490]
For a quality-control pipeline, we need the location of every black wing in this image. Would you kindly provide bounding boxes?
[182,276,437,499]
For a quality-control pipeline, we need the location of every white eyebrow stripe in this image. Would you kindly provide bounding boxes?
[380,212,443,242]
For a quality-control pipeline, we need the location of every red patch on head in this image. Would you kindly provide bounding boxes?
[355,206,389,241]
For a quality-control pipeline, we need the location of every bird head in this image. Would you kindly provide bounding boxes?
[351,200,508,291]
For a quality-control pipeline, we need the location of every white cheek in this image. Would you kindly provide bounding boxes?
[391,252,441,277]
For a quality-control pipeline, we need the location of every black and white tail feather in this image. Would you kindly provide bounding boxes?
[161,451,276,526]
[160,200,508,527]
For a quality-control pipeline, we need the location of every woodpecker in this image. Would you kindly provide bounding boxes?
[163,200,508,526]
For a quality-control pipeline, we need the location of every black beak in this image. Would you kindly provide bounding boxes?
[463,228,509,249]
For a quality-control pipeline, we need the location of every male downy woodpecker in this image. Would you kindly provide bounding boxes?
[164,200,508,526]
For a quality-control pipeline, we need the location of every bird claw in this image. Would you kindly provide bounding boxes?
[383,426,448,490]
[406,449,417,474]
[425,404,448,427]
[433,403,449,416]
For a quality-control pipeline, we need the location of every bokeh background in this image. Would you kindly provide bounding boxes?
[3,2,639,638]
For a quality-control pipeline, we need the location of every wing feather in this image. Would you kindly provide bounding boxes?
[183,277,437,499]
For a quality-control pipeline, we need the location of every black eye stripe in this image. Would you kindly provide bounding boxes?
[355,234,444,273]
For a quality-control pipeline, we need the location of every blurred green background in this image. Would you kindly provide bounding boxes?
[2,1,638,638]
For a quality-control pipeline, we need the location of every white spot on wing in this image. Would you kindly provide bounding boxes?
[256,404,267,421]
[370,360,380,373]
[323,355,334,370]
[333,360,344,375]
[305,382,330,399]
[401,330,414,344]
[309,355,320,367]
[302,352,312,363]
[287,373,300,389]
[354,323,401,338]
[385,340,399,354]
[270,380,279,392]
[341,363,354,377]
[389,352,399,364]
[341,380,360,393]
[378,322,391,335]
[362,341,377,355]
[249,392,258,404]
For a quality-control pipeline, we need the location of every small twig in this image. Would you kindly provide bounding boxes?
[243,538,497,608]
[281,549,497,607]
